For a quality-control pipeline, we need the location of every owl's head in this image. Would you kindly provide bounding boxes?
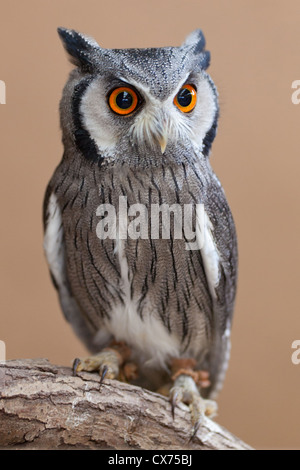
[58,28,218,167]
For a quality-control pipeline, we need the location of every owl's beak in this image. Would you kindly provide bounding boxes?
[157,133,168,154]
[132,110,169,153]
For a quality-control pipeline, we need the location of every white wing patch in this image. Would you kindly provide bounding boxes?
[43,193,65,286]
[196,207,220,299]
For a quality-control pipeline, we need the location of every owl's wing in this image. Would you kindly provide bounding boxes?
[198,173,238,399]
[43,184,97,351]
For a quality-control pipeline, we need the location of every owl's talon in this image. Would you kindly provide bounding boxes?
[190,422,200,442]
[71,349,121,383]
[169,374,218,437]
[72,357,81,376]
[171,395,176,420]
[70,341,136,386]
[99,364,109,387]
[169,386,183,420]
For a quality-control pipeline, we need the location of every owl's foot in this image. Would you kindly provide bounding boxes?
[169,374,217,438]
[169,358,217,438]
[72,340,137,385]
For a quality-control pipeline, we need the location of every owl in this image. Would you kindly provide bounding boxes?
[43,27,238,434]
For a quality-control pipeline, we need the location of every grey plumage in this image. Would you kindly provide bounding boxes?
[43,28,237,398]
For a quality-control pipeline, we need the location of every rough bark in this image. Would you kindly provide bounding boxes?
[0,359,251,450]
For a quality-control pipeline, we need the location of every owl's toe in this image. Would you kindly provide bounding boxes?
[72,340,134,386]
[72,349,120,380]
[169,374,218,439]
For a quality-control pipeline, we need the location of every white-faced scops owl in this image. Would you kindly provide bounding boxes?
[43,28,238,433]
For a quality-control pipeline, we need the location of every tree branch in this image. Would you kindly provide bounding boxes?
[0,359,251,450]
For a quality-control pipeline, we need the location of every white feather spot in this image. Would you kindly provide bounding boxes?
[43,193,64,286]
[196,208,220,299]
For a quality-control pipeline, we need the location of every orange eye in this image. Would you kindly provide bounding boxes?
[108,87,139,115]
[174,84,197,113]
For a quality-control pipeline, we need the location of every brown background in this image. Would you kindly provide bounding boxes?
[1,0,300,449]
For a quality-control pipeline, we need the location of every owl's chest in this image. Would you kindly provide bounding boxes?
[61,162,205,256]
[61,162,206,290]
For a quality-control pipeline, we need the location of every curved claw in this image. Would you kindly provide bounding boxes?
[170,390,179,420]
[169,387,183,420]
[72,358,81,377]
[99,365,108,388]
[189,420,201,442]
[169,374,218,438]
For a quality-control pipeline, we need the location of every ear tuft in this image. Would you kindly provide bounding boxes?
[182,29,210,70]
[57,27,100,70]
[182,29,206,52]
